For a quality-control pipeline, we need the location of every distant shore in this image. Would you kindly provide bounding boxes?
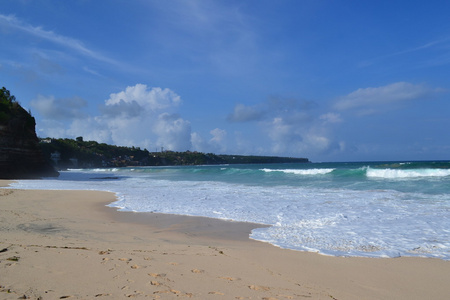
[1,180,449,299]
[40,137,309,169]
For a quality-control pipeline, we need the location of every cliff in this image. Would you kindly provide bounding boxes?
[0,87,59,179]
[39,137,309,168]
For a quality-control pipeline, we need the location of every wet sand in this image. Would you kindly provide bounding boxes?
[1,180,449,299]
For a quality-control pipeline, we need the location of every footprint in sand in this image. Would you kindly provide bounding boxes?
[118,258,131,262]
[208,291,225,295]
[94,293,111,297]
[153,289,181,295]
[249,285,270,291]
[148,273,165,278]
[219,276,238,281]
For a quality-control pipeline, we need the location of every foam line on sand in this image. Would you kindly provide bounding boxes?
[1,181,449,299]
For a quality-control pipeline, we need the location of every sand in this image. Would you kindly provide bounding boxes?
[1,180,449,300]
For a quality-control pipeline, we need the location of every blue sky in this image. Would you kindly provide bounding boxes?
[1,0,449,162]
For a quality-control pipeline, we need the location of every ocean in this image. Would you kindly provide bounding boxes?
[5,160,450,260]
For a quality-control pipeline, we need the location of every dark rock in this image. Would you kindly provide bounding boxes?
[0,87,59,179]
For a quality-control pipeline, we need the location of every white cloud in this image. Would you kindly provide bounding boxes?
[190,132,205,151]
[227,103,265,122]
[210,128,226,143]
[0,14,117,65]
[100,99,143,118]
[228,97,316,124]
[30,95,87,120]
[267,117,293,143]
[105,84,181,111]
[34,84,193,151]
[68,117,111,143]
[154,113,192,151]
[319,112,342,124]
[190,129,229,154]
[36,119,68,138]
[334,82,439,114]
[226,96,342,157]
[208,128,227,153]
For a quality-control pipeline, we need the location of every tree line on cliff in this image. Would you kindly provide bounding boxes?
[40,137,309,169]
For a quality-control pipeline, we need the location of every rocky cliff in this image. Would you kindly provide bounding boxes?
[0,87,59,179]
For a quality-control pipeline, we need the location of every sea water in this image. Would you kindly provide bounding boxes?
[5,161,450,260]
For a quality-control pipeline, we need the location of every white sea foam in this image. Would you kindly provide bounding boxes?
[367,167,450,179]
[4,166,450,260]
[261,168,334,175]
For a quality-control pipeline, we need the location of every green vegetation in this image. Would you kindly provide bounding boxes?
[39,137,309,169]
[0,87,18,124]
[0,87,35,129]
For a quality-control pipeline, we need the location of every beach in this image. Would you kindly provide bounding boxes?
[1,180,449,300]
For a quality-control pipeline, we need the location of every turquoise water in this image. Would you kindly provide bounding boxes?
[7,160,450,259]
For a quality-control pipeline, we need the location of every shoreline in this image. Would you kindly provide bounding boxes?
[1,180,449,299]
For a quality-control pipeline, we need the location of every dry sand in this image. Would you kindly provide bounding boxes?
[1,180,449,300]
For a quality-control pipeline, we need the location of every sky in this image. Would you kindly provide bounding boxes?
[1,0,449,162]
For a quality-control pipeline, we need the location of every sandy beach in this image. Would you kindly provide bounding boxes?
[1,180,449,300]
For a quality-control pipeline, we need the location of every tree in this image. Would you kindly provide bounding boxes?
[0,87,17,103]
[0,87,18,124]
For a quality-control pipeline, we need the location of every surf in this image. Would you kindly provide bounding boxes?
[367,167,450,179]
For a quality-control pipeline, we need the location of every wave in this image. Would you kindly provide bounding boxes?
[367,167,450,179]
[375,161,450,170]
[88,168,120,172]
[260,165,450,180]
[261,168,335,175]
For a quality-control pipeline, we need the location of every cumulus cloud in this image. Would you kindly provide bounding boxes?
[100,99,143,118]
[319,112,342,124]
[262,116,336,155]
[154,113,192,151]
[105,84,181,110]
[226,96,341,157]
[228,97,315,123]
[227,103,265,122]
[33,84,193,151]
[208,128,227,153]
[94,85,188,149]
[30,95,87,120]
[334,82,440,115]
[210,128,226,143]
[189,128,228,154]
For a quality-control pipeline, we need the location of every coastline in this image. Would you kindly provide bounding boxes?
[1,180,449,299]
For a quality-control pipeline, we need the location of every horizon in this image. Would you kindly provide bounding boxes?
[1,1,449,162]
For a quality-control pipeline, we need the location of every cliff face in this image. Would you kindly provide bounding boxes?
[0,88,59,179]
